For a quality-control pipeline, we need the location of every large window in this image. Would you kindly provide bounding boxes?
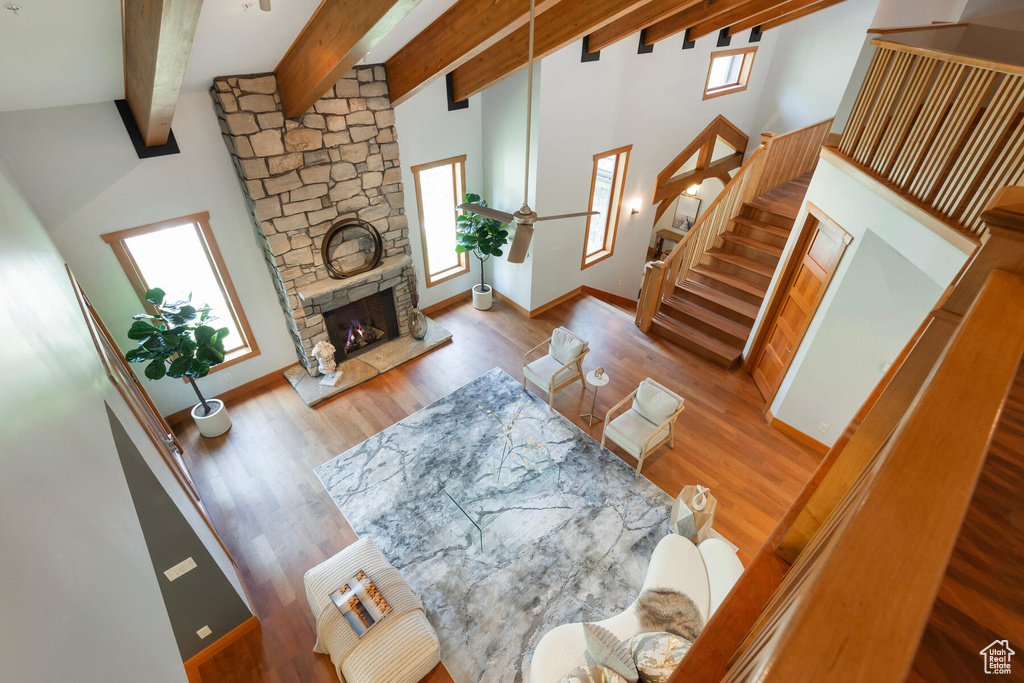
[582,145,631,269]
[411,155,469,287]
[704,47,757,100]
[102,211,259,372]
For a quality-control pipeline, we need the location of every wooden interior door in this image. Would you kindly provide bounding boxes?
[752,205,852,401]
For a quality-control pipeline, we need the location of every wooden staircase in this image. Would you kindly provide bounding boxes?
[651,174,811,367]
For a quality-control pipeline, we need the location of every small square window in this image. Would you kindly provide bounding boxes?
[704,47,757,99]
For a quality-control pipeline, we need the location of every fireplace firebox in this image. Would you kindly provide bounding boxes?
[323,289,400,362]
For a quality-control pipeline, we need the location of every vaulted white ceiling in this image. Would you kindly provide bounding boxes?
[0,0,459,114]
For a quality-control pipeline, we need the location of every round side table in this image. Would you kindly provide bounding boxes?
[581,370,610,427]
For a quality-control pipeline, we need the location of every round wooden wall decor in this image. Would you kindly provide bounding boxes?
[320,218,383,279]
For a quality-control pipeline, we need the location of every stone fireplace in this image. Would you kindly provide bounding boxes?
[209,67,452,404]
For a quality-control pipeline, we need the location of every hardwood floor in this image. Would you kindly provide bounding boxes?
[179,293,821,682]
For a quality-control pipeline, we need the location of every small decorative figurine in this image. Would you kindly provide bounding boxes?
[311,340,337,376]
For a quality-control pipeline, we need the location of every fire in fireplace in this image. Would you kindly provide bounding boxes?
[323,289,400,362]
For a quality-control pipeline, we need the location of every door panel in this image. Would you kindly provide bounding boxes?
[753,213,852,401]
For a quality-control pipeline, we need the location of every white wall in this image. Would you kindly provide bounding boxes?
[0,93,298,415]
[872,0,969,27]
[760,158,968,445]
[528,30,781,310]
[394,78,485,309]
[481,67,542,312]
[749,0,880,143]
[0,159,188,682]
[959,0,1024,29]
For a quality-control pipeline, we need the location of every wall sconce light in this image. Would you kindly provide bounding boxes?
[685,185,700,197]
[629,199,641,215]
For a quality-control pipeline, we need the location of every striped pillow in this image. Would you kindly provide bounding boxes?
[583,623,639,683]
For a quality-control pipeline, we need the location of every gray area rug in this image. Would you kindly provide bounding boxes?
[315,368,673,682]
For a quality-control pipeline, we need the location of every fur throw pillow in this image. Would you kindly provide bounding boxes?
[634,588,704,641]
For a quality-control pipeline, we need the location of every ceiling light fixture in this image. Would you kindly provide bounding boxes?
[4,4,22,15]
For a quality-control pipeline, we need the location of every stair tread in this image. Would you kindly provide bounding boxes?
[707,248,775,277]
[692,265,769,297]
[746,173,813,219]
[732,216,790,237]
[652,313,743,362]
[721,231,784,257]
[677,280,760,319]
[662,296,752,339]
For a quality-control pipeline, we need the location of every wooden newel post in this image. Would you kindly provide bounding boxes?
[636,260,667,332]
[760,131,776,148]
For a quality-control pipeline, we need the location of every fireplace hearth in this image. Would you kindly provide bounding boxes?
[324,288,399,362]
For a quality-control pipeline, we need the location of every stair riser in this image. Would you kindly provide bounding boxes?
[690,272,764,307]
[674,286,755,325]
[660,304,748,345]
[703,255,772,289]
[718,237,781,269]
[730,223,789,249]
[651,320,739,369]
[740,205,795,231]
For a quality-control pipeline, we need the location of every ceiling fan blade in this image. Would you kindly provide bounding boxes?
[535,210,600,222]
[458,203,515,224]
[506,223,535,264]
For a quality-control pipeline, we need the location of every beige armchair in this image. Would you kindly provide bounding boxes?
[602,378,685,477]
[522,327,589,409]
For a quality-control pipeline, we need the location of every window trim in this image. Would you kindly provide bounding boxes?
[703,46,757,100]
[411,154,470,288]
[101,211,260,374]
[582,145,632,270]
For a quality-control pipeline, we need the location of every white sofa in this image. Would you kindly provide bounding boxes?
[529,534,744,683]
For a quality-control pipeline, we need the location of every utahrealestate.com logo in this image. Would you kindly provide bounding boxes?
[980,640,1015,675]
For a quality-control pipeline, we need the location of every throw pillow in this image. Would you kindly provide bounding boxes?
[632,380,680,426]
[557,665,628,683]
[550,327,585,365]
[627,632,693,683]
[635,588,704,641]
[583,623,639,683]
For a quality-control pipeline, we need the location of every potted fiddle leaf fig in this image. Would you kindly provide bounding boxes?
[456,192,509,311]
[125,288,233,438]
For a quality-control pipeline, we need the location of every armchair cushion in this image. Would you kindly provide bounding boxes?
[582,623,638,682]
[632,380,681,427]
[525,354,581,392]
[550,327,587,365]
[604,409,669,459]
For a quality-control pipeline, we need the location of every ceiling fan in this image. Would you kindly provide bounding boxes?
[457,0,598,264]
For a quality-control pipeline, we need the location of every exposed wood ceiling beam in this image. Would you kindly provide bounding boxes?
[449,0,653,102]
[386,0,562,106]
[586,0,701,54]
[641,0,749,47]
[759,0,846,31]
[123,0,204,147]
[687,0,792,40]
[726,0,822,35]
[275,0,420,117]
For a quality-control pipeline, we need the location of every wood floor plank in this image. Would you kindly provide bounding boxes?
[183,294,820,682]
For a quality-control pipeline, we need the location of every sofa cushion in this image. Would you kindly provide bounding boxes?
[557,665,628,683]
[583,623,639,683]
[627,632,693,683]
[550,327,586,365]
[632,380,680,426]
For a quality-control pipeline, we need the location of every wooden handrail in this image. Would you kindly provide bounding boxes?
[750,117,833,197]
[838,41,1024,235]
[666,185,1024,681]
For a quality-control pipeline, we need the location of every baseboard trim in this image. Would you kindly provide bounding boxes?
[166,365,297,426]
[421,289,473,315]
[491,289,531,317]
[581,286,638,310]
[770,416,830,455]
[184,615,260,682]
[530,287,583,318]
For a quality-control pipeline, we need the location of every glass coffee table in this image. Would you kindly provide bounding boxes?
[443,457,560,551]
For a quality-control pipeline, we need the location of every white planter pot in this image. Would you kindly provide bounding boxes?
[473,284,493,310]
[191,399,231,438]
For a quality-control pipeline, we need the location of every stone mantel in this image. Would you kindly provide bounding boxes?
[297,254,411,307]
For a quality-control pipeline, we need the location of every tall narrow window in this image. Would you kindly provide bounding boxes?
[704,47,757,99]
[582,145,631,269]
[411,155,469,287]
[102,212,259,371]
